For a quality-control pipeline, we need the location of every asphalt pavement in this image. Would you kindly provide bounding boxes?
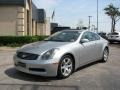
[0,44,120,90]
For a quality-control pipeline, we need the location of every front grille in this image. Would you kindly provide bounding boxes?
[17,52,39,60]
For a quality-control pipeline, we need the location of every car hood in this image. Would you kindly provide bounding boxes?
[18,41,71,55]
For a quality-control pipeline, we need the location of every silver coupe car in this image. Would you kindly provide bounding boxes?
[14,30,109,78]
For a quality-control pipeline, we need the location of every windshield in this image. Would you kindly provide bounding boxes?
[44,31,81,42]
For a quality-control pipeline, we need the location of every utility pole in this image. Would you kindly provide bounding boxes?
[88,16,92,30]
[97,0,99,33]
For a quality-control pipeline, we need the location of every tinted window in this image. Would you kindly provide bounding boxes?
[90,32,100,40]
[81,32,93,41]
[81,32,100,41]
[94,33,100,40]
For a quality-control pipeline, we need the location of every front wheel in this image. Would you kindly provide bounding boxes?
[57,55,73,78]
[101,48,109,62]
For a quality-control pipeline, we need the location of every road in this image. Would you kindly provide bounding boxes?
[0,44,120,90]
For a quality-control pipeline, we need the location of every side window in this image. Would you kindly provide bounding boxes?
[81,32,92,41]
[88,32,95,41]
[81,32,89,40]
[90,32,100,41]
[81,32,100,42]
[94,33,100,40]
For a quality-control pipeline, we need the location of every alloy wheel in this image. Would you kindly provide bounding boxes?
[103,49,109,62]
[61,58,73,77]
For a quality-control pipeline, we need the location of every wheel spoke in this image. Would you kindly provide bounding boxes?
[65,59,71,65]
[66,68,71,74]
[63,69,68,76]
[66,64,72,68]
[61,66,66,70]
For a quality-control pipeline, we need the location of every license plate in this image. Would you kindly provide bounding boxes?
[17,62,26,68]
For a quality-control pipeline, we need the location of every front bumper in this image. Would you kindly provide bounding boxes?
[13,55,59,77]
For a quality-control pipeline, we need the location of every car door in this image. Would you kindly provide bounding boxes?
[79,32,96,65]
[92,33,103,60]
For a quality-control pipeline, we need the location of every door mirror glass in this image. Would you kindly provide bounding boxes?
[80,39,89,43]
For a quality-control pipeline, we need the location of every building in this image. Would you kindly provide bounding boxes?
[0,0,51,36]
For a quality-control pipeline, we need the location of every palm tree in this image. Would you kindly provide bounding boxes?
[104,4,120,33]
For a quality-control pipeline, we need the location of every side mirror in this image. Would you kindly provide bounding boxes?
[80,39,89,43]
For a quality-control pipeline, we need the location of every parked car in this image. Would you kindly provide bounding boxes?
[14,30,109,78]
[98,32,108,40]
[107,32,120,43]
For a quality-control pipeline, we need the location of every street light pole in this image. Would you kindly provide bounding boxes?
[88,16,92,30]
[97,0,99,33]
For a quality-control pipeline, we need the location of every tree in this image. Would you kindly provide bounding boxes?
[104,4,120,32]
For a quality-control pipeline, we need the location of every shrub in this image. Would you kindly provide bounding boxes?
[0,36,48,46]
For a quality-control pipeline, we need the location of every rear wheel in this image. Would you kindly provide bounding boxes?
[101,48,109,62]
[57,55,73,78]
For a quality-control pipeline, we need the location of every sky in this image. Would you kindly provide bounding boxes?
[33,0,120,33]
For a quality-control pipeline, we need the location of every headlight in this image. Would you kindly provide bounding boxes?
[41,48,59,60]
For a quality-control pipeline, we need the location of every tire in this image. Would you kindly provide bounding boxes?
[57,55,74,78]
[101,48,109,62]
